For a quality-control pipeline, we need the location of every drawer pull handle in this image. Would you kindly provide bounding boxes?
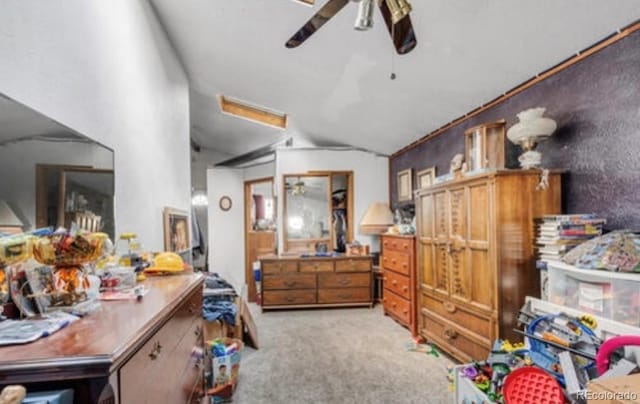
[392,280,398,285]
[444,328,458,340]
[383,277,388,281]
[195,325,202,337]
[284,281,297,287]
[391,259,397,264]
[188,303,198,315]
[338,279,351,286]
[402,286,408,292]
[443,302,457,313]
[338,293,352,299]
[149,341,162,360]
[392,302,397,307]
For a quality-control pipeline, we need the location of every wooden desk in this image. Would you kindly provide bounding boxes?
[259,254,373,310]
[0,273,204,404]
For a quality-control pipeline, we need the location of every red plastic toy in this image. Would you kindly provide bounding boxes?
[503,367,564,404]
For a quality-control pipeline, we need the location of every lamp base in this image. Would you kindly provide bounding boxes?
[518,150,542,169]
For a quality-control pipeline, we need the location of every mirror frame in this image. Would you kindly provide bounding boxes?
[282,171,353,253]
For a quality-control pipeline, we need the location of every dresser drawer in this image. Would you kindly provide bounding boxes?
[262,260,298,274]
[318,288,370,303]
[421,293,492,338]
[263,274,316,290]
[263,290,316,305]
[383,290,410,324]
[335,258,371,272]
[318,272,370,289]
[382,236,413,253]
[381,250,411,275]
[299,260,334,273]
[420,310,490,362]
[120,291,201,403]
[383,269,410,299]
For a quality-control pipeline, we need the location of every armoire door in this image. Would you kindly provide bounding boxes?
[432,190,450,297]
[447,186,469,304]
[417,192,435,291]
[466,180,494,313]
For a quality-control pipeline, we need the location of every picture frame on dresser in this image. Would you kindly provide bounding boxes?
[397,168,413,202]
[416,167,436,190]
[163,207,190,253]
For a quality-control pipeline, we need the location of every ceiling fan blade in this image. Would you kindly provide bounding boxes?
[378,0,417,55]
[285,0,351,48]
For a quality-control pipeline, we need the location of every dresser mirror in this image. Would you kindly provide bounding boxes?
[0,93,115,239]
[283,171,353,253]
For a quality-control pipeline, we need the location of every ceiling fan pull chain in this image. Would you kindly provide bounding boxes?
[390,22,397,80]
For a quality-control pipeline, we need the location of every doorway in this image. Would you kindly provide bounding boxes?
[244,177,276,302]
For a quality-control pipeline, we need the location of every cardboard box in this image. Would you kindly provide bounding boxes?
[587,374,640,403]
[203,297,242,342]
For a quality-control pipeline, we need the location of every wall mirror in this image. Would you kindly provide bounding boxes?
[0,93,115,239]
[283,171,353,253]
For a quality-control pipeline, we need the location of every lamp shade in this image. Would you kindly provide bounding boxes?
[359,202,393,235]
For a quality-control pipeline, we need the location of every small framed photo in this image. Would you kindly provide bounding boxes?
[163,207,190,253]
[416,167,436,190]
[397,168,413,202]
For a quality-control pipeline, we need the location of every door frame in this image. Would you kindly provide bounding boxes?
[244,176,275,302]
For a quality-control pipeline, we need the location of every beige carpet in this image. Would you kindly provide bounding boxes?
[232,305,454,404]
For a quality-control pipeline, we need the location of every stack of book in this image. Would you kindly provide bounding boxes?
[536,214,606,262]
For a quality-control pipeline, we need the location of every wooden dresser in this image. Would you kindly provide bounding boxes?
[0,273,204,404]
[260,255,373,310]
[415,170,561,362]
[381,234,417,336]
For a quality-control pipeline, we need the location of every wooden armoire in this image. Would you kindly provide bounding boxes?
[415,170,561,362]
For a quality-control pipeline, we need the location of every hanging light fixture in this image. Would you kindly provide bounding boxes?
[385,0,412,24]
[354,0,375,31]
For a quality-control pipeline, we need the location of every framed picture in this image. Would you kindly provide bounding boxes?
[416,167,436,190]
[163,207,190,253]
[397,168,413,202]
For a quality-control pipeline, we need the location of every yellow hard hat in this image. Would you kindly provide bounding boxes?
[144,252,185,274]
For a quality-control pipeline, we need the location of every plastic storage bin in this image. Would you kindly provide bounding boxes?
[453,364,491,404]
[547,261,640,327]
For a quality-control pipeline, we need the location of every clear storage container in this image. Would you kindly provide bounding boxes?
[547,261,640,327]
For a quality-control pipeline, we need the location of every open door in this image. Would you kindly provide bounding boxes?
[244,177,276,302]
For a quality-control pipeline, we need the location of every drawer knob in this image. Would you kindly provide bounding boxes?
[391,259,397,264]
[148,341,162,360]
[195,325,202,338]
[402,286,408,292]
[443,302,457,313]
[338,279,351,286]
[444,328,458,340]
[188,303,198,315]
[392,280,398,285]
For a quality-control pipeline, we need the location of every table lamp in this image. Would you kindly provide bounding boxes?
[359,202,394,264]
[507,107,557,169]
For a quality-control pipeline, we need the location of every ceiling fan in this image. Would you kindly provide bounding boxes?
[286,0,417,55]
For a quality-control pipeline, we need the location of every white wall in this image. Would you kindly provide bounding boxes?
[0,0,190,251]
[0,140,112,230]
[243,161,275,181]
[275,148,389,252]
[207,167,244,291]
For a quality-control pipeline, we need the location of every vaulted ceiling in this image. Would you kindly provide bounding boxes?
[151,0,640,157]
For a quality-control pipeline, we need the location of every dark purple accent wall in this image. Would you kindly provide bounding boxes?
[390,31,640,231]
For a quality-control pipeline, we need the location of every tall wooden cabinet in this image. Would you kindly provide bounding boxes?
[381,234,417,336]
[415,170,561,362]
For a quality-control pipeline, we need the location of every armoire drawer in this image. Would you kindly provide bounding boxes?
[335,258,371,272]
[383,290,410,324]
[262,260,298,274]
[299,260,334,273]
[420,310,490,362]
[383,237,413,253]
[318,272,370,288]
[421,293,492,338]
[383,269,410,299]
[263,290,316,305]
[262,273,316,290]
[318,287,370,303]
[382,250,411,275]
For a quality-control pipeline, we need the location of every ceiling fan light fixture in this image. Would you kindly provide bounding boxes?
[354,0,375,31]
[385,0,412,24]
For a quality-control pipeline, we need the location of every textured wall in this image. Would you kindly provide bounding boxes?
[391,30,640,231]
